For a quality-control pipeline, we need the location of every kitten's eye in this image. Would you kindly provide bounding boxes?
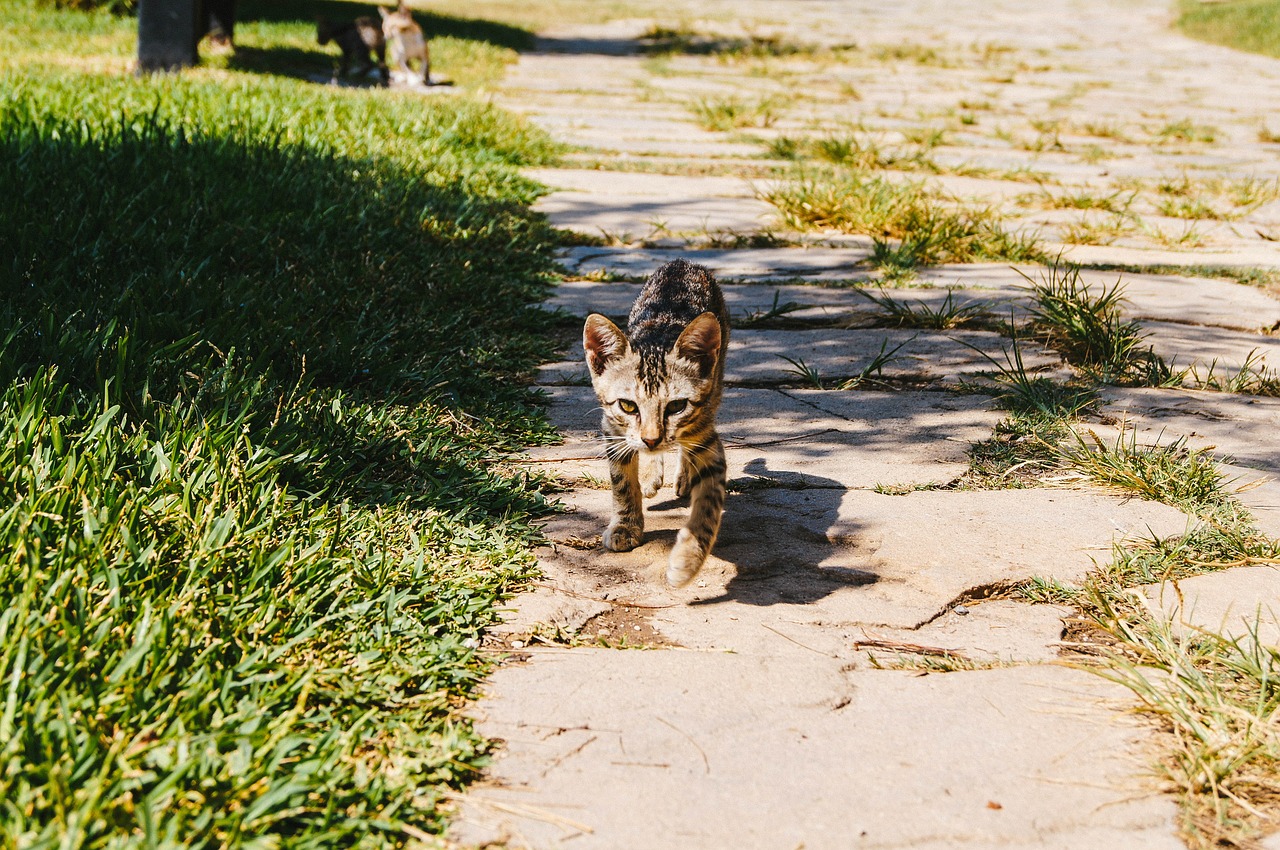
[665,399,688,416]
[617,399,638,415]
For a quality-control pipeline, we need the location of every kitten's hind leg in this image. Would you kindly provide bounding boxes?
[603,450,644,552]
[667,434,726,588]
[640,452,664,499]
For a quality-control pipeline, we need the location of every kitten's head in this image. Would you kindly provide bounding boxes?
[583,312,722,455]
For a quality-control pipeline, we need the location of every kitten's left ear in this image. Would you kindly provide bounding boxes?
[676,312,722,377]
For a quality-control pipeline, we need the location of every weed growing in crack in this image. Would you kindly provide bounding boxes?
[1187,351,1280,397]
[778,337,912,390]
[859,289,988,329]
[1057,430,1237,519]
[1020,263,1166,384]
[690,95,786,131]
[1089,608,1280,849]
[736,291,811,328]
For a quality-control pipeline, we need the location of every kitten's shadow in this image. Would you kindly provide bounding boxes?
[661,457,873,607]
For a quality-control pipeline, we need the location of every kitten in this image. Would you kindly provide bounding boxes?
[379,3,432,86]
[317,16,389,85]
[582,259,730,588]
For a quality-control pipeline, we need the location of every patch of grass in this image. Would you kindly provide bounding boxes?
[870,42,951,66]
[762,169,1043,265]
[1031,188,1134,214]
[859,289,988,329]
[1094,611,1280,849]
[690,95,786,131]
[1021,263,1170,384]
[1177,0,1280,60]
[638,24,823,59]
[1146,219,1211,250]
[764,131,931,170]
[779,337,912,390]
[1058,431,1235,519]
[1185,350,1280,397]
[1060,212,1140,246]
[736,291,811,328]
[0,1,565,843]
[1153,119,1218,145]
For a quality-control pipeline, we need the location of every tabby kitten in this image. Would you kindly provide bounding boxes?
[379,3,431,86]
[583,259,730,588]
[316,16,388,85]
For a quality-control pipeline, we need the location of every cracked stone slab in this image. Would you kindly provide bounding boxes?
[1140,566,1280,648]
[1139,321,1280,374]
[855,600,1074,664]
[449,655,1180,850]
[524,385,1002,490]
[531,485,1195,632]
[1099,388,1280,476]
[536,328,1062,386]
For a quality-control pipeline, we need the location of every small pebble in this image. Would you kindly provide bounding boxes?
[633,625,641,631]
[462,637,479,649]
[954,605,970,616]
[511,640,525,649]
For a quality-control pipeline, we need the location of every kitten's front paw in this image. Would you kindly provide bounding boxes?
[603,521,644,552]
[640,454,664,499]
[666,528,707,588]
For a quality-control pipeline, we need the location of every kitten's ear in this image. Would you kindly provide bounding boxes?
[378,6,389,18]
[584,314,628,376]
[675,312,722,377]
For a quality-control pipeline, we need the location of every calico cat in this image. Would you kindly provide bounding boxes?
[583,259,730,588]
[379,3,431,86]
[317,16,389,85]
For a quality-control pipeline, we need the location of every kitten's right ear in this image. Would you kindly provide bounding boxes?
[378,6,389,18]
[584,314,628,376]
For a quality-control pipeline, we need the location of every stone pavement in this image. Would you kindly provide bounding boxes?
[448,2,1280,847]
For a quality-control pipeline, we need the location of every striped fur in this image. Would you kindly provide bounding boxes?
[583,259,729,587]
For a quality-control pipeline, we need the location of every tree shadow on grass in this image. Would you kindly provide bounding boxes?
[2,102,559,520]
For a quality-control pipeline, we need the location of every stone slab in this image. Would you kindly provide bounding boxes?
[544,275,1029,326]
[1141,566,1280,648]
[1138,321,1280,376]
[536,328,1062,387]
[531,485,1194,632]
[1099,388,1280,476]
[526,385,1002,491]
[556,246,875,282]
[535,192,779,242]
[529,168,756,199]
[450,656,1180,850]
[1227,467,1280,542]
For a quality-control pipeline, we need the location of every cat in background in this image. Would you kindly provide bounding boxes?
[379,3,432,86]
[583,259,730,588]
[316,16,389,85]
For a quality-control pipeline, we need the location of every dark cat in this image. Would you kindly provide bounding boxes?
[316,16,389,86]
[582,259,730,587]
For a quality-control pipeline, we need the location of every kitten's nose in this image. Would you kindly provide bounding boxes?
[642,436,661,450]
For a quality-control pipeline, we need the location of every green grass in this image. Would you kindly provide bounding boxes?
[1177,0,1280,59]
[761,169,1044,265]
[0,0,566,844]
[689,95,786,131]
